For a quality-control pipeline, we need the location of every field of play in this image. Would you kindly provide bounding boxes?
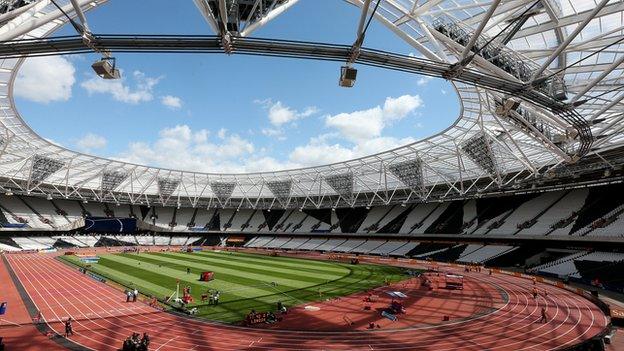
[60,250,408,323]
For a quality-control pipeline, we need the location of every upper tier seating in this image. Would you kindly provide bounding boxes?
[457,245,516,263]
[0,185,620,240]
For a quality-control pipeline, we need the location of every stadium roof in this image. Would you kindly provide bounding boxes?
[0,0,622,209]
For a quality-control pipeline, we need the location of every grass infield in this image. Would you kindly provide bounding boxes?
[60,250,410,323]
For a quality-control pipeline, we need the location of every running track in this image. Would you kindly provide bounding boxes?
[4,252,610,350]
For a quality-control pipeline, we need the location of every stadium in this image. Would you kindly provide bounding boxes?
[0,0,623,350]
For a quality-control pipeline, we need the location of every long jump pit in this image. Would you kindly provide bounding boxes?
[2,250,613,351]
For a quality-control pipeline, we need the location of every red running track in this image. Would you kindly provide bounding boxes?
[4,253,610,351]
[0,257,64,351]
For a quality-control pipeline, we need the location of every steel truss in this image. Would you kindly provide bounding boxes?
[0,0,621,210]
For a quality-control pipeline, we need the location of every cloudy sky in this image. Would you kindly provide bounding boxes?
[14,0,458,173]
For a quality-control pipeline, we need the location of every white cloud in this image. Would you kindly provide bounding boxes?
[261,128,282,137]
[161,95,182,109]
[325,108,385,141]
[76,133,107,151]
[15,56,76,103]
[289,142,355,165]
[417,76,433,86]
[257,100,318,127]
[261,128,287,141]
[284,95,422,167]
[287,136,415,166]
[116,125,256,173]
[325,94,423,142]
[382,95,424,120]
[115,95,422,172]
[217,128,227,139]
[81,70,162,104]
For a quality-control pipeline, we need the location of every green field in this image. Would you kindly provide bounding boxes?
[60,250,408,323]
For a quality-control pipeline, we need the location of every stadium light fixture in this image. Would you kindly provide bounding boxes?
[92,57,120,80]
[339,66,357,87]
[338,0,380,88]
[50,0,121,80]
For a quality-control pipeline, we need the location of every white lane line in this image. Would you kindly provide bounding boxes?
[0,318,22,327]
[156,336,179,351]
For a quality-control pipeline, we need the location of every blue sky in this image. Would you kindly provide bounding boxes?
[14,0,459,173]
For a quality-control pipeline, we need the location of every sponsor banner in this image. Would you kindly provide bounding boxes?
[611,308,624,319]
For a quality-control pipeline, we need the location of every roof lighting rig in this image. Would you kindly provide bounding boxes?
[0,0,35,15]
[430,1,598,162]
[194,0,299,54]
[339,0,380,88]
[51,0,120,79]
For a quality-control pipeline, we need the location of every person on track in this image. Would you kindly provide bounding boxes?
[133,289,139,302]
[540,307,548,323]
[140,333,150,351]
[64,317,74,337]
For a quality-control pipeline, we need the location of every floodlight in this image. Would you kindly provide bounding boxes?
[91,57,120,79]
[339,66,357,87]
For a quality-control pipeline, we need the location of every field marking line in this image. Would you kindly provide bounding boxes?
[262,282,306,304]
